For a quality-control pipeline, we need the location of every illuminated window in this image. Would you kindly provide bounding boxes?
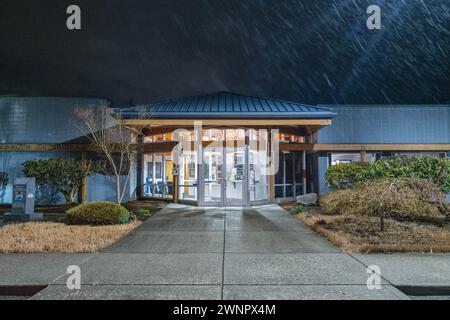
[143,152,174,199]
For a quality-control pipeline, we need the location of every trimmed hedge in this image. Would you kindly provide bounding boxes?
[66,201,131,225]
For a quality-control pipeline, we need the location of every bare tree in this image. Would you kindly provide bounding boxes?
[74,104,149,204]
[0,152,10,202]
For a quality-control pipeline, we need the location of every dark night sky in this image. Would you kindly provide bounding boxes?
[0,0,449,106]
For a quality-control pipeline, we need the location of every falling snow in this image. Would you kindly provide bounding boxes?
[0,0,448,105]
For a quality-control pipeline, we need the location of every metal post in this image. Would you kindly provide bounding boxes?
[195,121,202,205]
[268,130,275,203]
[244,129,250,207]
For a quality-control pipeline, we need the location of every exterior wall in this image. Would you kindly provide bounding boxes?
[1,98,449,203]
[0,96,127,205]
[317,105,450,144]
[87,174,131,203]
[0,96,110,144]
[0,151,79,204]
[315,105,450,196]
[0,151,133,205]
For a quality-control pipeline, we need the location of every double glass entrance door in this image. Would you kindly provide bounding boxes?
[202,146,246,206]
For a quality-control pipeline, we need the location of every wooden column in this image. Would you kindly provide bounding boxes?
[81,151,88,203]
[302,150,307,195]
[136,135,143,199]
[269,174,275,203]
[360,150,367,162]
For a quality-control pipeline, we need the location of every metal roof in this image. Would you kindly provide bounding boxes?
[117,92,335,119]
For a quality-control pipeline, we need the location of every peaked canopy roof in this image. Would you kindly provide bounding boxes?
[117,92,335,119]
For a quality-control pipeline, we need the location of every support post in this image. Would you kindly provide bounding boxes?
[360,150,367,162]
[136,135,143,199]
[173,163,179,203]
[268,129,275,202]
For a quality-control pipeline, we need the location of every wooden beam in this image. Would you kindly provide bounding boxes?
[3,142,449,153]
[122,119,332,127]
[280,143,450,152]
[139,141,178,153]
[0,143,94,152]
[141,125,316,136]
[279,143,313,151]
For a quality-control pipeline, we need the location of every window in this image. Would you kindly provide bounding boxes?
[329,153,377,165]
[143,153,173,199]
[274,133,305,143]
[275,152,304,199]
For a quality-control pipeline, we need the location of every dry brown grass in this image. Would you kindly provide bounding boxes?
[297,212,450,253]
[0,221,141,253]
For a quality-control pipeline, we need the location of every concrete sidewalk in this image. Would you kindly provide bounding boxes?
[1,204,448,299]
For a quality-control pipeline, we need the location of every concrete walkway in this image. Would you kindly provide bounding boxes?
[3,204,449,299]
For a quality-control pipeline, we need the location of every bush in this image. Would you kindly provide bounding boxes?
[325,162,368,190]
[134,208,151,216]
[363,157,450,193]
[23,159,98,203]
[293,205,304,214]
[66,201,131,225]
[0,172,8,199]
[0,172,8,189]
[326,157,450,193]
[129,212,137,222]
[320,178,448,231]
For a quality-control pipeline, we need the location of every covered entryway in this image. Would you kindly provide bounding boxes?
[201,144,247,207]
[199,128,250,207]
[118,92,336,206]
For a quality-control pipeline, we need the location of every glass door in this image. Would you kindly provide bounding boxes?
[224,146,245,206]
[199,129,248,207]
[202,147,223,206]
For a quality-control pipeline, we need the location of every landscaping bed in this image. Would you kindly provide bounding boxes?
[281,202,450,253]
[0,221,141,253]
[123,199,169,221]
[0,204,77,223]
[0,200,168,253]
[0,199,168,222]
[283,156,450,253]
